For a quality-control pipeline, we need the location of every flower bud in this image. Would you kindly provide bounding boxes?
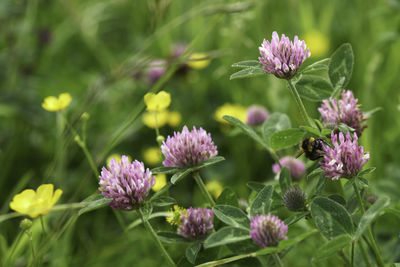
[282,186,307,212]
[156,135,165,143]
[20,218,33,230]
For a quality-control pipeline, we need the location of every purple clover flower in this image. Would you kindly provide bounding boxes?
[320,132,369,181]
[247,105,269,126]
[147,60,166,84]
[318,90,366,136]
[177,207,214,240]
[258,31,311,79]
[161,126,218,168]
[250,214,288,247]
[99,156,155,210]
[272,156,306,181]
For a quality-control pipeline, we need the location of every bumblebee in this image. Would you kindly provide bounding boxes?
[299,137,325,160]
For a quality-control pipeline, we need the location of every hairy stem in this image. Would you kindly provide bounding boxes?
[353,182,384,267]
[272,253,284,267]
[193,172,215,206]
[139,209,176,267]
[287,79,315,128]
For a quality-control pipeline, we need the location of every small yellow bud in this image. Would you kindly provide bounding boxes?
[156,135,165,143]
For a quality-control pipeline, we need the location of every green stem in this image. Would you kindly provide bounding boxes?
[26,231,36,262]
[138,209,176,267]
[351,240,354,267]
[193,172,215,206]
[272,253,283,267]
[352,182,384,267]
[287,79,315,128]
[40,216,46,234]
[4,231,23,265]
[195,252,255,267]
[359,239,372,267]
[78,140,100,178]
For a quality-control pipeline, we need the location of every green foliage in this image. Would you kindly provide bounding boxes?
[270,128,305,150]
[328,43,354,90]
[249,185,273,216]
[204,226,250,248]
[213,205,250,230]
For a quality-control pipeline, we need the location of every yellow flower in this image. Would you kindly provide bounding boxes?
[303,30,330,58]
[152,174,167,192]
[166,205,186,226]
[106,154,132,167]
[168,111,182,127]
[143,147,162,165]
[9,184,63,218]
[206,180,223,199]
[187,53,211,70]
[142,110,169,129]
[214,103,248,124]
[144,91,171,112]
[42,93,72,112]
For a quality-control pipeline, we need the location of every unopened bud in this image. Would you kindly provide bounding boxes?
[156,135,165,143]
[20,218,33,230]
[282,186,307,212]
[81,112,90,120]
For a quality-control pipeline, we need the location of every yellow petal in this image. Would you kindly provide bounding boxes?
[142,110,168,129]
[143,147,162,165]
[57,93,72,110]
[187,53,211,70]
[144,91,171,112]
[9,189,36,214]
[214,103,248,124]
[152,174,167,192]
[42,96,60,112]
[303,30,329,58]
[167,111,182,127]
[51,189,63,206]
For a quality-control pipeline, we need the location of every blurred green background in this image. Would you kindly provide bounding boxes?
[1,0,400,266]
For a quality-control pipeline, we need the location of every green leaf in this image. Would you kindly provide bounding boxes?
[213,205,250,230]
[230,67,265,80]
[354,197,390,240]
[247,181,266,193]
[328,43,354,88]
[313,173,327,196]
[313,235,352,261]
[364,107,382,119]
[255,230,318,256]
[250,185,273,216]
[311,197,353,239]
[216,187,239,207]
[151,166,179,175]
[294,75,333,101]
[279,167,291,193]
[151,196,176,207]
[337,123,355,135]
[170,168,192,184]
[262,113,291,148]
[186,242,202,264]
[140,203,153,221]
[190,156,225,172]
[300,126,321,137]
[157,232,190,243]
[203,226,250,248]
[301,58,330,74]
[231,60,260,68]
[358,167,376,176]
[223,115,267,148]
[270,128,305,150]
[308,168,324,180]
[78,194,110,216]
[284,212,309,226]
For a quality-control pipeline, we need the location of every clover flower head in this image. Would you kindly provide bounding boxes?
[177,207,214,240]
[320,132,369,181]
[250,214,288,247]
[42,93,72,112]
[98,156,155,210]
[258,31,311,79]
[147,60,166,84]
[10,184,63,218]
[318,90,366,136]
[247,105,269,126]
[272,156,306,180]
[161,126,218,168]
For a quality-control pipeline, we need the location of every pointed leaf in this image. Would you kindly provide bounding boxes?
[250,185,273,216]
[230,67,265,80]
[216,187,239,207]
[313,235,352,261]
[170,168,192,184]
[279,167,291,193]
[151,196,176,207]
[190,156,225,172]
[270,128,305,150]
[223,115,267,148]
[213,205,250,230]
[262,113,291,147]
[328,43,354,88]
[295,75,333,101]
[157,232,190,243]
[231,60,261,68]
[301,58,330,74]
[186,242,202,264]
[151,166,179,174]
[311,197,353,239]
[204,226,250,248]
[284,212,309,226]
[355,197,390,240]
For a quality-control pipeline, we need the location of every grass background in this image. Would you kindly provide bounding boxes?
[1,0,400,266]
